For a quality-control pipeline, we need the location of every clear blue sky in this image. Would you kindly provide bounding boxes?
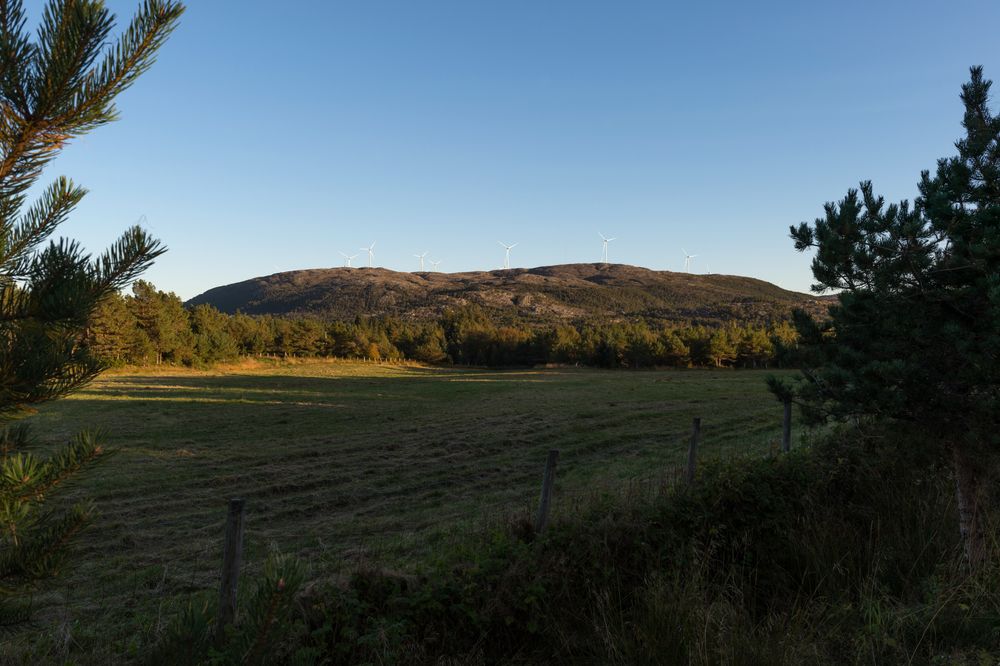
[27,0,1000,299]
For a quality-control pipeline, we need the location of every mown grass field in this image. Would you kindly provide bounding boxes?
[21,359,799,658]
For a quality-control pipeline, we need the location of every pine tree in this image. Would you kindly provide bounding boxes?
[707,326,738,367]
[0,0,183,622]
[87,292,140,364]
[129,279,192,363]
[775,67,1000,567]
[660,329,691,367]
[190,303,238,362]
[737,326,773,368]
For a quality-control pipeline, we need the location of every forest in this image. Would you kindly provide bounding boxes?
[86,281,799,370]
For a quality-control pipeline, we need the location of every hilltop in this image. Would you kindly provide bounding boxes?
[187,263,828,326]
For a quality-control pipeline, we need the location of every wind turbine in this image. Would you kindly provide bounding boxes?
[429,259,442,271]
[498,241,517,269]
[339,251,358,268]
[413,251,428,271]
[599,233,616,264]
[360,241,376,267]
[682,248,697,273]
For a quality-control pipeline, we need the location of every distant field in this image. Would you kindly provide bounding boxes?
[22,360,800,657]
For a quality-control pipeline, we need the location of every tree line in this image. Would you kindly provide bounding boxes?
[86,281,799,369]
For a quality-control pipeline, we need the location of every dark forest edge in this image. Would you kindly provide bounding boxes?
[88,281,799,370]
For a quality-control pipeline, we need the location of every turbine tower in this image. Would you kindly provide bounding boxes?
[339,251,358,268]
[360,241,376,267]
[682,248,698,273]
[429,259,442,271]
[498,241,517,269]
[599,233,617,264]
[414,251,428,271]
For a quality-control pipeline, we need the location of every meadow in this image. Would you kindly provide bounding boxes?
[22,360,798,656]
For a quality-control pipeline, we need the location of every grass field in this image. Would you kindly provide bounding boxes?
[20,359,799,658]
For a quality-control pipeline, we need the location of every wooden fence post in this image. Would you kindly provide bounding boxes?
[215,498,246,646]
[535,450,559,534]
[686,418,701,484]
[782,399,792,453]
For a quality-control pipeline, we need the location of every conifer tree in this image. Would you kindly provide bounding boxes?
[128,279,191,363]
[190,303,238,362]
[0,0,183,622]
[87,292,140,364]
[774,67,1000,567]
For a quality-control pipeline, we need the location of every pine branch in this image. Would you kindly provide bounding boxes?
[0,0,183,620]
[0,488,35,547]
[0,1,183,214]
[33,1,114,121]
[0,423,28,456]
[0,332,103,415]
[25,237,94,324]
[1,451,45,505]
[92,224,165,293]
[30,430,104,499]
[0,281,34,322]
[0,122,66,210]
[0,1,31,117]
[0,501,91,581]
[0,176,86,275]
[0,433,104,583]
[0,225,165,327]
[59,0,184,131]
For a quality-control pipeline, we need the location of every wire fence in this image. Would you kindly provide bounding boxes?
[306,411,805,573]
[209,408,799,625]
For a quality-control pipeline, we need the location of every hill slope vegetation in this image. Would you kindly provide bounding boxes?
[187,263,826,325]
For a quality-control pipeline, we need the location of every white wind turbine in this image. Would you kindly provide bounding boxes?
[429,259,442,271]
[599,233,616,264]
[498,241,517,269]
[360,241,376,267]
[339,251,358,268]
[682,248,697,272]
[413,251,429,271]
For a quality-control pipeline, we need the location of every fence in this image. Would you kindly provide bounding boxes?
[210,404,796,642]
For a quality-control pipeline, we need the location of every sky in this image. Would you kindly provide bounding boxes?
[24,0,1000,300]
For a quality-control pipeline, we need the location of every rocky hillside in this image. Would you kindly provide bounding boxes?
[187,263,829,325]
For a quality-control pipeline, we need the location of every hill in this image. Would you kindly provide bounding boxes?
[186,263,829,325]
